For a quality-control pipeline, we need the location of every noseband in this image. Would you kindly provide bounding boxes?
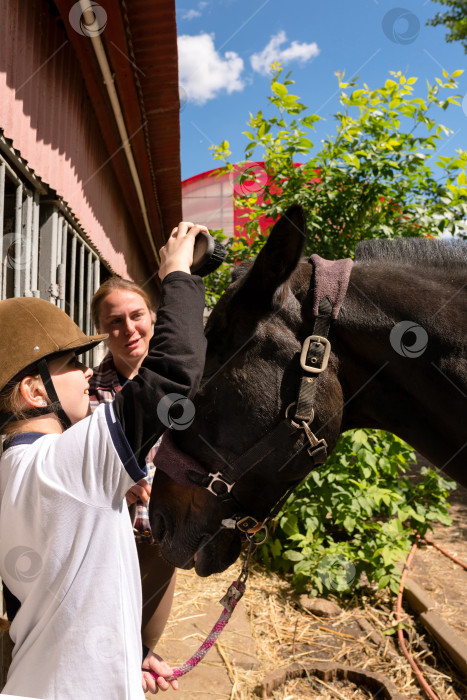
[155,255,353,537]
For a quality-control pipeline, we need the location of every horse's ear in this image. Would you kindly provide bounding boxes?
[236,204,306,309]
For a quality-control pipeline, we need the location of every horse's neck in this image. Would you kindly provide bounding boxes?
[333,263,466,484]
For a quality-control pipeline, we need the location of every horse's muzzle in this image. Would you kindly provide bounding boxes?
[193,530,242,577]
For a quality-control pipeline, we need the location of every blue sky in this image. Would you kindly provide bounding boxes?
[175,0,466,181]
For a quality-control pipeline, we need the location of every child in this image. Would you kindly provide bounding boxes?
[0,222,208,699]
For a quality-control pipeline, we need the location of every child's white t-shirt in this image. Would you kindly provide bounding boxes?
[0,403,148,700]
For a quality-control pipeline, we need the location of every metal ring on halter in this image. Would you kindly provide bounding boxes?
[246,526,268,545]
[285,402,315,430]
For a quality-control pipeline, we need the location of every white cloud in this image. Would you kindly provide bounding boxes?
[178,33,245,105]
[179,2,209,20]
[182,9,201,20]
[251,31,320,75]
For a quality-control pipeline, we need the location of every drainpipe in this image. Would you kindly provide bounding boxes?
[79,0,160,266]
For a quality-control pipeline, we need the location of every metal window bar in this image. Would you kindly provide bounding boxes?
[68,234,77,321]
[56,214,63,305]
[84,250,93,367]
[49,208,59,304]
[78,240,84,329]
[59,221,68,311]
[23,190,33,297]
[93,257,100,296]
[13,182,22,299]
[31,192,40,297]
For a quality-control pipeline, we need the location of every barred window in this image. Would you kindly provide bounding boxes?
[0,151,109,367]
[0,156,39,301]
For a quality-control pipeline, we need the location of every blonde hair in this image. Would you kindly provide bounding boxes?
[0,374,44,436]
[91,277,152,330]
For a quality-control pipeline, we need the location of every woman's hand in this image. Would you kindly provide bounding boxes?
[126,478,151,506]
[142,650,178,693]
[158,221,209,281]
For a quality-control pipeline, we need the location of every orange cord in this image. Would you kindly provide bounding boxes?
[423,534,467,570]
[397,536,440,700]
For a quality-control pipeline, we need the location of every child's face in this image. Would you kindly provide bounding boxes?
[48,353,93,425]
[97,290,152,369]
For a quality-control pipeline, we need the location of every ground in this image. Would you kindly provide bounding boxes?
[410,482,467,648]
[150,478,467,699]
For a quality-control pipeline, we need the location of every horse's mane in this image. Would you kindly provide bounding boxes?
[354,237,467,269]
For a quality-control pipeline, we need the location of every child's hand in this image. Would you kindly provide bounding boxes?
[158,221,209,281]
[126,478,151,506]
[142,650,178,693]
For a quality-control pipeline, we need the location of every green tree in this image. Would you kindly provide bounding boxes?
[428,0,467,53]
[205,64,466,306]
[203,66,463,596]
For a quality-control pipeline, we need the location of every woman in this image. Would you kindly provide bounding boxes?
[90,267,194,650]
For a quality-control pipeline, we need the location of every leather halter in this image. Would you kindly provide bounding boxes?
[186,295,333,536]
[155,255,353,536]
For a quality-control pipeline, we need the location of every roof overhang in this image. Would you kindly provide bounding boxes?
[53,0,182,269]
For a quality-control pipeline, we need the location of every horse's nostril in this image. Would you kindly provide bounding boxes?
[151,513,167,543]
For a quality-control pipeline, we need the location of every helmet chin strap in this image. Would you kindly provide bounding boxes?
[36,358,72,430]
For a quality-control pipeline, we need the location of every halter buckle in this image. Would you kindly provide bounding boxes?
[300,335,331,373]
[221,515,269,544]
[236,515,261,533]
[206,472,234,496]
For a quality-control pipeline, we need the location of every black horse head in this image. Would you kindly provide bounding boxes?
[151,205,467,576]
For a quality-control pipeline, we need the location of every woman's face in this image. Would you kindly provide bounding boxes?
[97,289,152,375]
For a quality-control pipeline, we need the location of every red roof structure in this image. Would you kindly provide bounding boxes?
[182,163,284,239]
[53,0,182,267]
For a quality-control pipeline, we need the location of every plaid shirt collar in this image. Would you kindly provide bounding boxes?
[89,353,122,407]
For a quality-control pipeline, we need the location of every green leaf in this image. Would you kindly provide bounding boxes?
[343,516,356,532]
[271,81,287,98]
[378,574,391,589]
[382,621,408,635]
[283,549,304,562]
[353,430,368,445]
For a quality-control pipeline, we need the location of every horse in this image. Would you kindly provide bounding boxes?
[150,204,467,577]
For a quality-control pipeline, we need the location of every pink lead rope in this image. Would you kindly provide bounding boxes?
[149,540,256,684]
[150,579,246,682]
